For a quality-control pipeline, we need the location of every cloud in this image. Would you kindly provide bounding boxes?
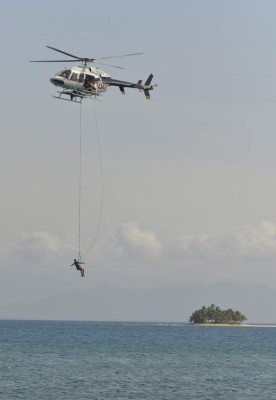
[173,220,276,264]
[113,222,162,260]
[13,221,276,267]
[102,220,276,267]
[233,221,276,258]
[15,231,72,263]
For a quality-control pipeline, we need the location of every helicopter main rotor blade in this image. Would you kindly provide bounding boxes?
[29,59,81,62]
[31,47,143,66]
[96,52,143,60]
[46,46,84,60]
[29,59,124,68]
[94,61,124,69]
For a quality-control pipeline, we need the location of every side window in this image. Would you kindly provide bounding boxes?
[64,70,71,79]
[70,72,78,81]
[79,73,85,83]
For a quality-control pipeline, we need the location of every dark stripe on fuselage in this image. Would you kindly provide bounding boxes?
[50,78,65,86]
[101,77,140,88]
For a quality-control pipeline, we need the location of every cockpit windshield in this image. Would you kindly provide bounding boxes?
[56,70,85,83]
[57,70,71,79]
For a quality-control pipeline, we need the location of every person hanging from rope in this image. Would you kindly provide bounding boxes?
[70,258,85,277]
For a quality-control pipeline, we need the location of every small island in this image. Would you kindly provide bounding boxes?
[189,304,247,325]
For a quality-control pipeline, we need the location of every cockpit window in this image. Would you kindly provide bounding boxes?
[57,70,71,79]
[79,73,85,83]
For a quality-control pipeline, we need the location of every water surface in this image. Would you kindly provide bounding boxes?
[1,320,275,399]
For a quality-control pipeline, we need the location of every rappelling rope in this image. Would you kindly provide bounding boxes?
[82,100,104,258]
[78,101,82,261]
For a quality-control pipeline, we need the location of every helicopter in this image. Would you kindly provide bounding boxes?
[30,46,157,102]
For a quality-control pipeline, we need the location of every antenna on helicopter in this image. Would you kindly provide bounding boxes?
[30,46,143,69]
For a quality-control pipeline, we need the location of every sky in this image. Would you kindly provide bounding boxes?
[2,0,276,306]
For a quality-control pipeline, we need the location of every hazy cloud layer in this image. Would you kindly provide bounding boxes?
[15,231,73,263]
[8,220,276,267]
[173,220,276,263]
[111,220,276,265]
[112,222,162,259]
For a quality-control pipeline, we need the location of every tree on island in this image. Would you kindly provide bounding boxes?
[189,304,247,324]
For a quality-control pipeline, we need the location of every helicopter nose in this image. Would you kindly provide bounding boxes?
[50,77,64,87]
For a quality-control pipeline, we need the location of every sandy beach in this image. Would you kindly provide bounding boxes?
[193,323,276,328]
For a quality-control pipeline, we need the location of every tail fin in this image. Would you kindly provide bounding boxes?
[144,74,153,87]
[119,86,125,95]
[144,89,151,99]
[143,74,154,99]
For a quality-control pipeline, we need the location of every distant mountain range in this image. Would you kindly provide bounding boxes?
[0,283,275,323]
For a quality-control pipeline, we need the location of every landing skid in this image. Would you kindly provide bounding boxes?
[53,89,102,103]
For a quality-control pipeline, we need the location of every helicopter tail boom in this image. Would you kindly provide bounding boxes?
[99,73,157,99]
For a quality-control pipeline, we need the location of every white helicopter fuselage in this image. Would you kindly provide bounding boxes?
[31,46,156,102]
[50,66,111,94]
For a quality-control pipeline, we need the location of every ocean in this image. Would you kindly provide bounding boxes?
[0,320,275,399]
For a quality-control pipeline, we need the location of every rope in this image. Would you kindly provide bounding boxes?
[82,100,104,258]
[78,101,82,261]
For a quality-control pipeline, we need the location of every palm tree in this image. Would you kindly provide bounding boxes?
[189,305,247,324]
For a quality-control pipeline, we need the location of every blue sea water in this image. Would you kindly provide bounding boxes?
[0,320,276,399]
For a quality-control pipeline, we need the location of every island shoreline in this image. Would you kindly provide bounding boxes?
[192,323,276,327]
